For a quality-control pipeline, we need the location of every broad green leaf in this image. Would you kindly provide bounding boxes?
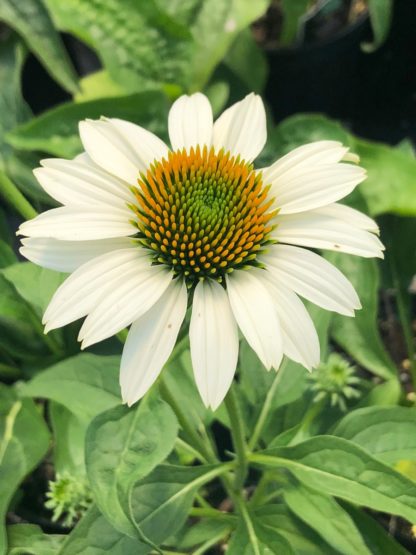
[326,254,396,379]
[75,71,127,102]
[0,37,46,204]
[59,506,148,555]
[227,518,294,555]
[0,274,50,361]
[0,240,16,269]
[49,402,87,475]
[332,407,416,464]
[357,378,401,408]
[44,0,192,92]
[284,483,371,554]
[345,505,409,555]
[21,354,121,421]
[255,504,339,555]
[0,388,50,555]
[7,91,169,159]
[355,138,416,216]
[175,519,232,550]
[85,397,178,537]
[363,0,393,52]
[223,28,268,93]
[2,262,65,318]
[129,464,228,545]
[0,0,78,93]
[7,524,64,555]
[187,0,270,90]
[251,436,416,523]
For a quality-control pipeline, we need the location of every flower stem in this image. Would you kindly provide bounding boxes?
[224,387,248,491]
[248,359,287,451]
[0,171,37,220]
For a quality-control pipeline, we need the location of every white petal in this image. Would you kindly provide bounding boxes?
[261,273,320,369]
[120,279,187,406]
[261,245,360,316]
[34,157,135,207]
[43,247,143,332]
[20,237,133,273]
[78,264,172,348]
[268,164,366,214]
[17,206,135,240]
[312,203,380,234]
[261,141,350,183]
[168,93,213,151]
[79,118,168,184]
[189,279,239,410]
[273,212,385,258]
[212,93,266,162]
[226,269,283,371]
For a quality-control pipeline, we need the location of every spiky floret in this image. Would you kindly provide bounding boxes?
[130,145,275,283]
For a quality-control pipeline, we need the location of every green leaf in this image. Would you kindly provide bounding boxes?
[355,138,416,216]
[345,505,410,555]
[49,402,87,475]
[0,274,50,361]
[7,524,64,555]
[43,0,192,92]
[75,70,127,102]
[223,28,268,93]
[326,254,396,379]
[363,0,393,53]
[59,506,149,555]
[129,464,228,545]
[284,483,371,554]
[255,504,339,555]
[0,0,78,93]
[0,240,17,269]
[251,436,416,523]
[280,0,309,45]
[0,388,50,555]
[187,0,270,90]
[227,518,294,555]
[357,379,401,408]
[332,407,416,464]
[7,91,169,159]
[175,519,231,550]
[21,354,121,421]
[85,396,178,537]
[2,262,65,319]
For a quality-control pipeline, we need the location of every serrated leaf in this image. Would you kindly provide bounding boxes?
[43,0,192,92]
[85,397,178,538]
[0,0,78,93]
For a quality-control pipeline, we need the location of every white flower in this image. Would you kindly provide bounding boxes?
[18,93,384,410]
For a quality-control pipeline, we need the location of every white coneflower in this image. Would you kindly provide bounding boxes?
[18,93,384,409]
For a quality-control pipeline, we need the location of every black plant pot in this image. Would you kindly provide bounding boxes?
[264,14,371,123]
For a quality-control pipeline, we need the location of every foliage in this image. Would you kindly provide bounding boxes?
[0,1,414,554]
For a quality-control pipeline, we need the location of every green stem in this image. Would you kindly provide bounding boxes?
[234,495,260,555]
[288,399,325,445]
[248,360,287,451]
[0,171,37,220]
[189,507,236,522]
[224,387,248,491]
[159,379,215,464]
